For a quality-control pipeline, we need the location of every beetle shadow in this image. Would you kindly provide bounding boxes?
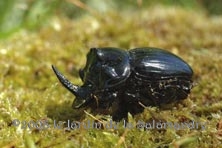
[46,101,85,122]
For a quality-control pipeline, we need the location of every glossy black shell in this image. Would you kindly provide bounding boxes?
[52,47,193,121]
[125,47,193,107]
[130,48,193,79]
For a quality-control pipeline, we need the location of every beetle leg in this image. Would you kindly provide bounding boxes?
[112,98,128,121]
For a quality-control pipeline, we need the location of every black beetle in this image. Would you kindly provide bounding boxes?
[52,47,193,121]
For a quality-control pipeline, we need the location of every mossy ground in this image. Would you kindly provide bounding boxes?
[0,6,222,148]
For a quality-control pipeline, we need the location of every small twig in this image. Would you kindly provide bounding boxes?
[84,110,104,125]
[138,101,147,108]
[138,101,160,119]
[115,129,128,148]
[137,0,143,6]
[66,0,98,16]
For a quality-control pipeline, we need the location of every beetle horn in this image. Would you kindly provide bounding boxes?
[52,65,79,96]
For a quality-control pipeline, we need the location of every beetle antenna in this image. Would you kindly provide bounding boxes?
[51,65,79,95]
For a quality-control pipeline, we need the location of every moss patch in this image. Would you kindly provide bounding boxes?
[0,6,222,147]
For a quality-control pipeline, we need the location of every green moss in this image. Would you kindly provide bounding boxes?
[0,6,222,147]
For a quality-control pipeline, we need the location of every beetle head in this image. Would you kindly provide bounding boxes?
[79,47,131,90]
[52,47,131,109]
